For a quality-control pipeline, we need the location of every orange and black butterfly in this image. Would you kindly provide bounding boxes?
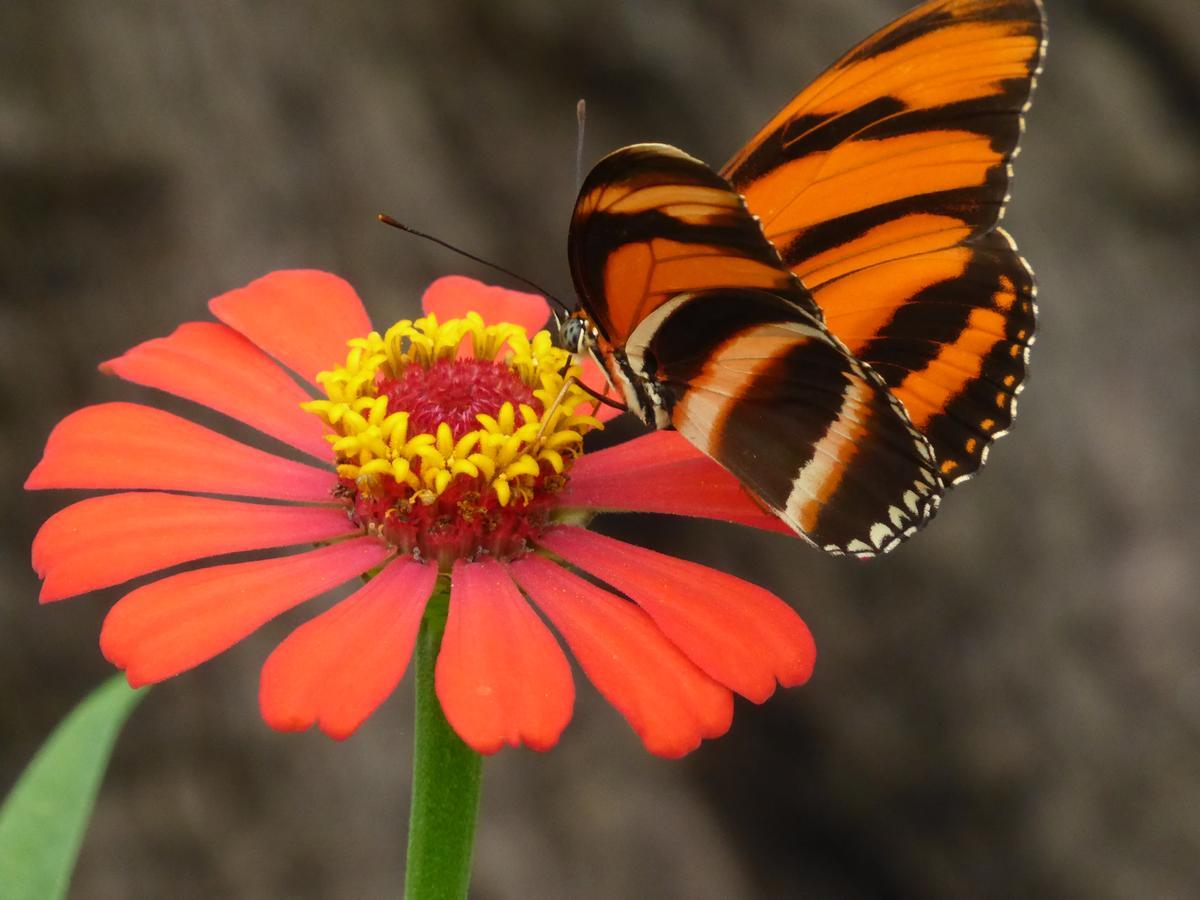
[560,0,1045,558]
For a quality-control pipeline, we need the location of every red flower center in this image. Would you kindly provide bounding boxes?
[342,474,566,569]
[377,357,538,441]
[305,314,602,570]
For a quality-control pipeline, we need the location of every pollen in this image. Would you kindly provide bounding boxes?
[303,312,602,566]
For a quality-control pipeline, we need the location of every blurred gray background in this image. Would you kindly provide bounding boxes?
[2,1,1198,897]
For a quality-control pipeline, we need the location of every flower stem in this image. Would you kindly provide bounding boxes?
[404,587,483,900]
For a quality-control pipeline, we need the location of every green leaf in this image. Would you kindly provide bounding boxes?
[0,675,145,900]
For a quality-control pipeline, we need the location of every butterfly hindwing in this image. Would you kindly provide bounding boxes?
[722,0,1045,482]
[624,288,942,556]
[815,228,1035,481]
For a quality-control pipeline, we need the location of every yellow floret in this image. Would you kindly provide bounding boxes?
[303,313,601,506]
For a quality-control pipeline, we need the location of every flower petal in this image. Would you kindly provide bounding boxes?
[562,431,791,533]
[102,321,331,460]
[259,558,436,739]
[537,527,815,702]
[421,275,550,336]
[101,537,388,687]
[33,492,357,603]
[208,271,372,387]
[25,403,334,502]
[437,559,574,754]
[574,356,624,423]
[507,555,732,758]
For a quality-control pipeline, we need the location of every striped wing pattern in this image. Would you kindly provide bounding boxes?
[723,0,1045,482]
[816,229,1034,482]
[628,289,942,556]
[568,143,944,555]
[568,143,821,346]
[565,0,1044,555]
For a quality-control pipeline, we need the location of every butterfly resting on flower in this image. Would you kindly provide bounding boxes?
[25,0,1046,757]
[558,0,1045,559]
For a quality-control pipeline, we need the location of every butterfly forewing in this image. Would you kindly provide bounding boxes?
[722,0,1044,483]
[568,143,822,346]
[627,288,942,556]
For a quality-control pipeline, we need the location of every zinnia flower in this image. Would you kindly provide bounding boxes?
[27,271,815,758]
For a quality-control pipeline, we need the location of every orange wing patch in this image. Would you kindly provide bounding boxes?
[793,17,1040,117]
[569,144,820,344]
[798,212,971,287]
[752,130,999,240]
[817,230,1035,481]
[723,0,1044,484]
[817,244,975,356]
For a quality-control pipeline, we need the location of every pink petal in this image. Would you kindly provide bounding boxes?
[508,555,732,758]
[421,275,550,336]
[102,321,330,460]
[208,271,372,387]
[101,537,389,687]
[33,492,357,603]
[562,431,791,533]
[436,559,574,754]
[25,403,334,502]
[538,527,815,702]
[574,356,624,423]
[260,558,436,739]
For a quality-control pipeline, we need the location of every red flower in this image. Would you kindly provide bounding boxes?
[27,271,814,758]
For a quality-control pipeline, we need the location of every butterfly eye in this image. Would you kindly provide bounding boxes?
[559,315,587,355]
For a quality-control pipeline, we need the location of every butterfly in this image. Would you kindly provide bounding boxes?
[559,0,1045,558]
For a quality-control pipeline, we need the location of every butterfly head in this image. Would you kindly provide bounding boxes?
[558,310,592,357]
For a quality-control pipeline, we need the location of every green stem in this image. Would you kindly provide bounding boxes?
[404,587,483,900]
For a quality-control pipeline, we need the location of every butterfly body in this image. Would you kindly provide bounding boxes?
[564,0,1045,557]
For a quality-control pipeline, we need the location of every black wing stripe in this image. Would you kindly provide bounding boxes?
[569,143,823,343]
[634,288,942,556]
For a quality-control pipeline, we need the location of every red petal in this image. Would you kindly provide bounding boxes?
[260,558,436,739]
[508,555,732,758]
[537,527,815,702]
[33,493,357,602]
[437,559,574,754]
[563,431,791,533]
[102,321,330,460]
[101,537,388,687]
[208,271,372,387]
[421,276,550,336]
[25,403,334,502]
[575,356,624,423]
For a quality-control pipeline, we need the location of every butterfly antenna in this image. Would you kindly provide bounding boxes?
[377,214,573,314]
[575,99,588,190]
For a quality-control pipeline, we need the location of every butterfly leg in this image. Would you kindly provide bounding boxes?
[535,374,626,442]
[575,378,627,414]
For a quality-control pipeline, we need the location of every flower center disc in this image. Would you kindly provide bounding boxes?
[379,357,537,441]
[303,312,602,568]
